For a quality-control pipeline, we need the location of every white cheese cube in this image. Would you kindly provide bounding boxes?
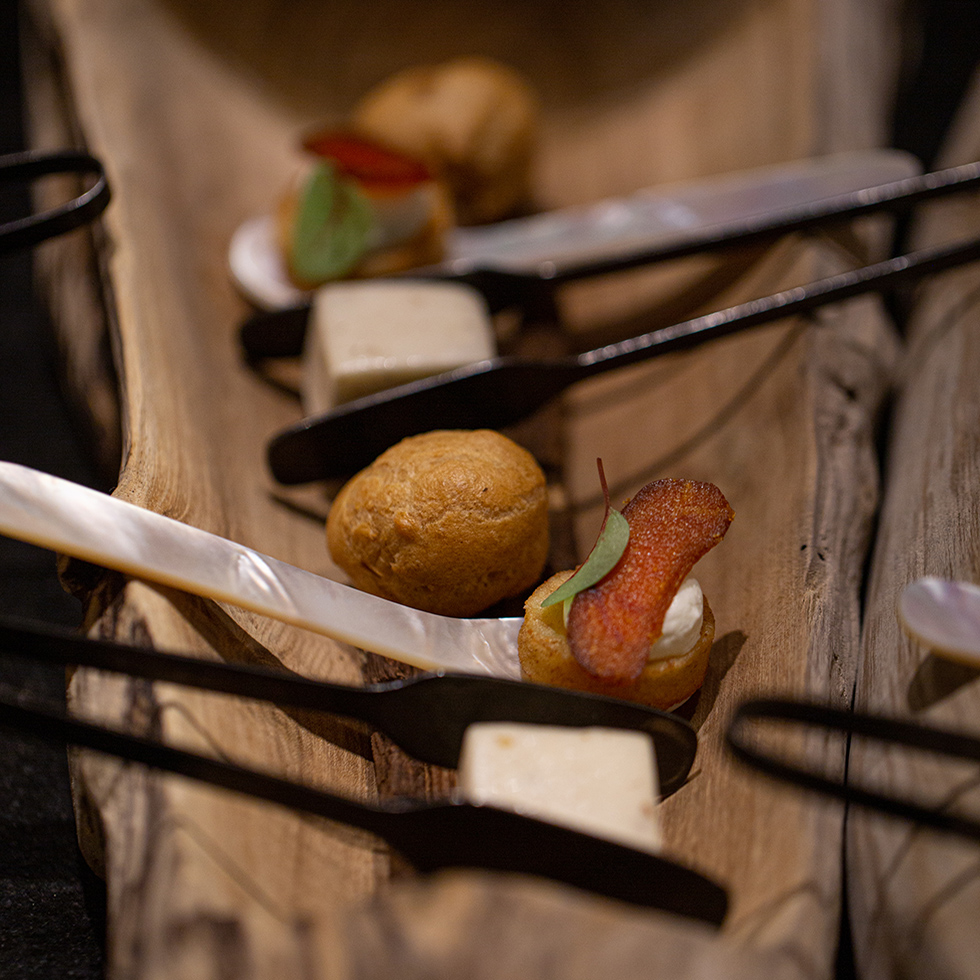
[457,723,663,853]
[301,279,496,414]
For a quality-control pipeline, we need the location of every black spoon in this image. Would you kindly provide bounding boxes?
[0,617,725,920]
[0,692,725,922]
[0,149,110,253]
[267,230,980,482]
[728,697,980,843]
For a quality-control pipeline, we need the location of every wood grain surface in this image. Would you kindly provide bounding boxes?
[847,67,980,980]
[20,0,906,977]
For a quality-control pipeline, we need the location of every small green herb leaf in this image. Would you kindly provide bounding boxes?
[291,161,373,284]
[541,508,629,607]
[541,459,629,608]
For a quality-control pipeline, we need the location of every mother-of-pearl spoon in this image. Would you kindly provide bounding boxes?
[899,576,980,665]
[0,461,521,678]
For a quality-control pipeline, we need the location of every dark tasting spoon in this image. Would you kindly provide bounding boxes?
[0,616,725,921]
[0,692,725,922]
[267,231,980,482]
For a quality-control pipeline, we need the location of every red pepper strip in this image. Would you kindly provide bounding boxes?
[301,129,432,191]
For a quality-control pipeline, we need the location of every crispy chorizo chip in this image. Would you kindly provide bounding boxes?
[567,479,734,681]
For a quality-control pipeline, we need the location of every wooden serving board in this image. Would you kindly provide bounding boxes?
[847,68,980,980]
[21,0,904,976]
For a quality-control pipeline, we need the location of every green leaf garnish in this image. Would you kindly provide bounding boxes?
[291,161,373,284]
[541,509,629,608]
[541,459,629,608]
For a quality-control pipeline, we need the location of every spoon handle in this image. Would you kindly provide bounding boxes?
[0,612,377,725]
[576,230,980,377]
[0,461,522,677]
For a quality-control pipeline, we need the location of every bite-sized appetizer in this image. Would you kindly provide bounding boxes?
[352,56,540,225]
[278,130,454,290]
[301,279,496,414]
[233,58,539,306]
[326,429,548,617]
[457,722,663,853]
[519,476,734,709]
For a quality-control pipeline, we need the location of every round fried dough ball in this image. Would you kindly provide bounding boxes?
[327,430,549,616]
[352,56,539,224]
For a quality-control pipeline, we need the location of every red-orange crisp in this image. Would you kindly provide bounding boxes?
[567,479,734,681]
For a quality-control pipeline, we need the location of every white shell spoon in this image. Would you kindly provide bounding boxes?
[0,461,522,678]
[898,576,980,666]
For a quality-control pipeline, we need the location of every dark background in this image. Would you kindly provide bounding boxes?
[1,1,979,977]
[1,1,110,977]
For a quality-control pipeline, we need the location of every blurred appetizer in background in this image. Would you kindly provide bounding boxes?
[351,56,540,226]
[230,57,540,307]
[278,130,454,288]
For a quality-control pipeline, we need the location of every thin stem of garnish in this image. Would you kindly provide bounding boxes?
[541,459,630,608]
[597,457,611,538]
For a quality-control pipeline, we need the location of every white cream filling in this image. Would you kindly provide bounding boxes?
[648,577,704,661]
[457,723,662,853]
[563,575,704,664]
[364,183,440,251]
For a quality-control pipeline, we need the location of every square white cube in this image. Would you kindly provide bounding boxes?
[457,723,663,853]
[301,279,496,414]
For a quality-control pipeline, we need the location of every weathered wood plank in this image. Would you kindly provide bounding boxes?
[20,0,903,976]
[848,66,980,980]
